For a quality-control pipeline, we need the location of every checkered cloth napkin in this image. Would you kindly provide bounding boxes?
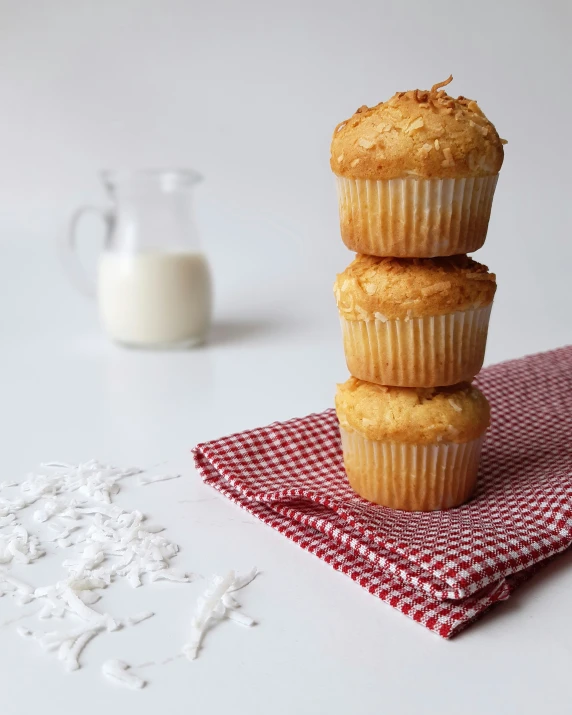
[193,346,572,638]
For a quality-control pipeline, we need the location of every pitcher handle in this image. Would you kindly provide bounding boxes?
[63,205,112,298]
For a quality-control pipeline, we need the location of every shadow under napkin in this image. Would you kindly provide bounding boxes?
[193,346,572,638]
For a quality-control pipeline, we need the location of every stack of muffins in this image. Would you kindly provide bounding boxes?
[331,77,506,512]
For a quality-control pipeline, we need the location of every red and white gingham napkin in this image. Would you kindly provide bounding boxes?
[193,346,572,637]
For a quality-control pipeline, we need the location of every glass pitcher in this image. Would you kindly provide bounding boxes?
[67,169,212,349]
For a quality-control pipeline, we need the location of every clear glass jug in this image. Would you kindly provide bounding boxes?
[67,169,212,349]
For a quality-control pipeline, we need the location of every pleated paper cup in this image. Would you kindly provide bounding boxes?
[340,427,485,511]
[335,175,498,257]
[339,304,492,387]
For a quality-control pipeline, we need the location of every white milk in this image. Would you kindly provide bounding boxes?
[98,251,212,347]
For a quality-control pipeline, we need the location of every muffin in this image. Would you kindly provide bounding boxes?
[334,254,496,387]
[336,377,490,511]
[330,76,506,257]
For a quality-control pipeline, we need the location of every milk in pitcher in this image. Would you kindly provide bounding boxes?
[98,251,212,348]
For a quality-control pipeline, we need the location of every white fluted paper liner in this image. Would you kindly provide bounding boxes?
[340,304,492,387]
[340,427,485,511]
[335,175,498,257]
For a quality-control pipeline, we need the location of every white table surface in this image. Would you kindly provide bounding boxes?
[1,1,571,710]
[1,232,571,715]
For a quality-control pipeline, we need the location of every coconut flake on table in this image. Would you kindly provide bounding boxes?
[0,460,262,688]
[126,610,154,626]
[0,462,187,669]
[102,659,147,690]
[182,568,259,661]
[22,621,107,671]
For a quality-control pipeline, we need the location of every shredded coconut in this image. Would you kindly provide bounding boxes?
[126,610,154,626]
[405,116,424,134]
[102,659,147,689]
[0,460,261,689]
[182,569,258,661]
[60,626,104,672]
[421,281,452,298]
[354,306,370,321]
[228,567,258,592]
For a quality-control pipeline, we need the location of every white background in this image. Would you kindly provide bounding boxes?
[0,1,571,713]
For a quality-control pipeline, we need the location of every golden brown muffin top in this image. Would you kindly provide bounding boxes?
[336,377,490,444]
[334,254,496,321]
[330,76,506,180]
